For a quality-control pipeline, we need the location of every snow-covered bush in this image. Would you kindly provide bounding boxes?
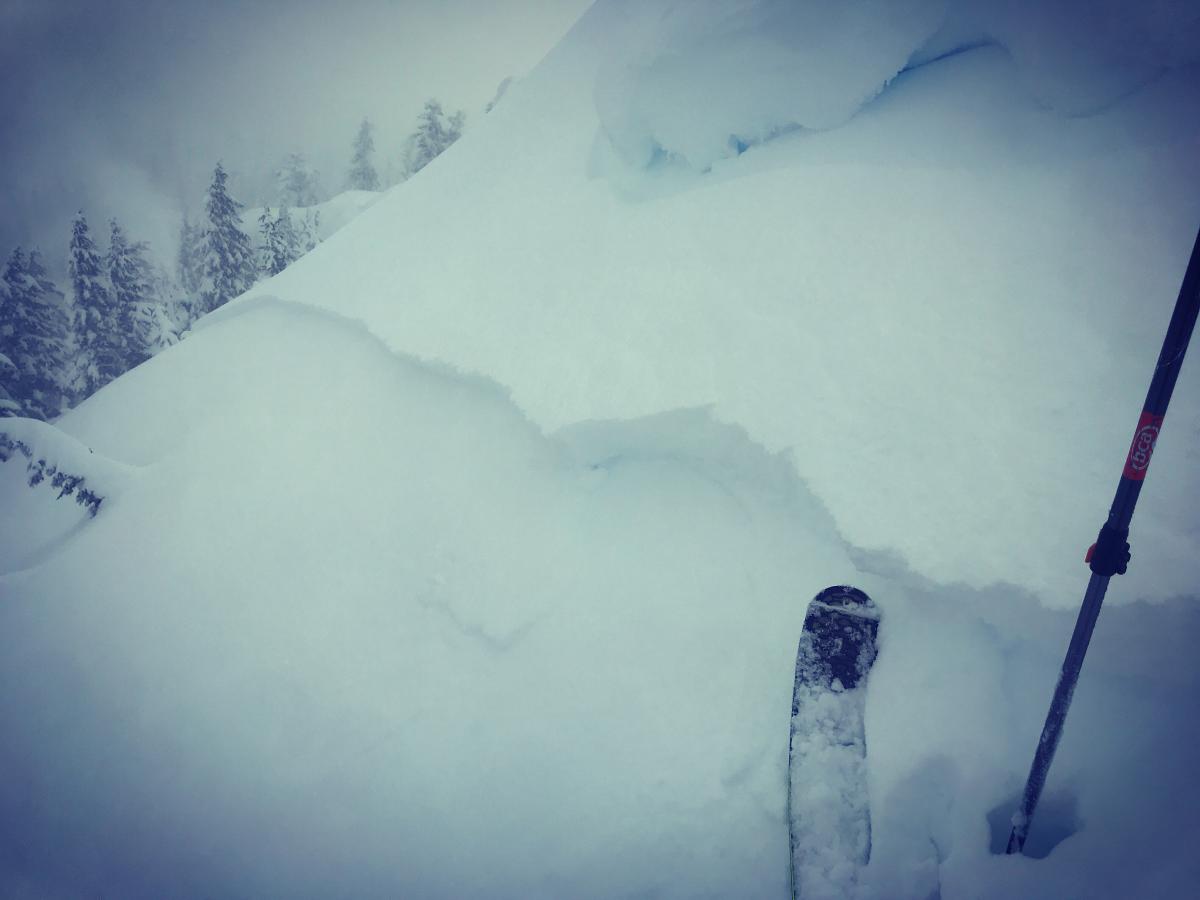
[0,427,104,515]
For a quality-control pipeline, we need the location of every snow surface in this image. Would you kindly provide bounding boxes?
[238,0,1200,608]
[3,0,1200,897]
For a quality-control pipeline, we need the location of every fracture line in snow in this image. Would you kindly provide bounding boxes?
[415,586,544,653]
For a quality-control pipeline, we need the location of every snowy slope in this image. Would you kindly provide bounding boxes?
[3,1,1200,898]
[4,297,1199,899]
[237,0,1200,607]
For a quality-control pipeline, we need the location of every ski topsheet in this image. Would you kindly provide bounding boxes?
[788,586,881,900]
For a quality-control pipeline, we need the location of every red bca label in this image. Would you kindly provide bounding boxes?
[1123,411,1164,481]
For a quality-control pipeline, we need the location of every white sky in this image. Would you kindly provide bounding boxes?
[0,0,593,273]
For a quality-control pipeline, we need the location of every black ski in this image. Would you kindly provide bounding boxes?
[787,585,881,900]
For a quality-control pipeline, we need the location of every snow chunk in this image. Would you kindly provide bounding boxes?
[595,0,945,169]
[916,0,1200,115]
[595,0,1200,170]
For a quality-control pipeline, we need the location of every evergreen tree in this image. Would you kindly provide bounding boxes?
[0,276,19,417]
[401,99,466,179]
[140,262,187,353]
[258,205,301,277]
[485,77,513,114]
[200,162,257,314]
[347,118,380,191]
[300,209,320,253]
[176,212,204,329]
[2,247,72,418]
[447,109,465,144]
[414,99,449,173]
[275,153,324,207]
[69,213,123,400]
[26,250,73,411]
[0,377,18,418]
[107,219,157,367]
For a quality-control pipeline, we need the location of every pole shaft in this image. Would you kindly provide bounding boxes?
[1007,225,1200,854]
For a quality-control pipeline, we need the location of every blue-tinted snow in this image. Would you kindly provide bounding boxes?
[2,1,1200,897]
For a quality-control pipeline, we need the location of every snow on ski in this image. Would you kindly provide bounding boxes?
[788,586,881,900]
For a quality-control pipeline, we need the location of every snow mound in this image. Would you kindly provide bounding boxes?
[596,0,1200,170]
[0,297,858,897]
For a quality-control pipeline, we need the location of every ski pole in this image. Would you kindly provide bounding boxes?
[1007,224,1200,855]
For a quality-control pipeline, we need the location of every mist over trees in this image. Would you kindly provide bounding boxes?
[347,119,380,191]
[276,153,326,208]
[3,88,474,420]
[178,214,204,299]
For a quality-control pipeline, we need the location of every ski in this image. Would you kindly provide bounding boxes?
[787,585,881,900]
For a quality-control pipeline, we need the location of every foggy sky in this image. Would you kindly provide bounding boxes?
[0,0,591,275]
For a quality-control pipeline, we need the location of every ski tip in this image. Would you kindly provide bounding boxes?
[811,585,879,618]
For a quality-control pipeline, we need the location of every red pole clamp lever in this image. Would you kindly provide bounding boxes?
[1085,544,1096,564]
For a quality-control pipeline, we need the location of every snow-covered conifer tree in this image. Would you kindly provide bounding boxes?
[0,273,19,417]
[347,118,380,191]
[1,247,72,418]
[199,162,257,314]
[68,213,122,400]
[26,250,73,413]
[415,99,449,172]
[401,99,467,179]
[156,265,190,344]
[301,209,320,253]
[107,219,159,367]
[258,205,301,277]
